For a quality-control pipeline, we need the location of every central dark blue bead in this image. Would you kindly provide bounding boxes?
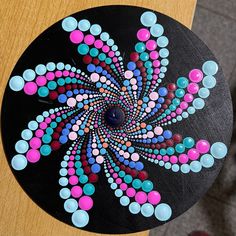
[104,106,125,128]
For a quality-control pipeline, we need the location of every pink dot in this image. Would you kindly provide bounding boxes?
[137,28,150,41]
[189,69,203,82]
[63,70,69,77]
[55,71,62,77]
[184,93,193,102]
[24,82,37,95]
[94,39,103,49]
[187,83,199,94]
[180,101,188,110]
[154,68,160,74]
[68,168,75,175]
[102,45,110,53]
[69,176,78,185]
[35,129,44,138]
[71,186,82,198]
[45,117,51,124]
[146,40,157,51]
[84,34,95,45]
[78,196,93,210]
[170,155,178,164]
[196,140,210,154]
[39,122,47,130]
[179,154,189,164]
[187,148,200,160]
[29,137,42,149]
[163,155,169,162]
[26,149,40,163]
[150,51,159,60]
[120,183,127,191]
[70,30,84,44]
[108,51,115,57]
[36,76,47,86]
[126,187,136,197]
[46,72,55,81]
[116,178,122,184]
[135,191,147,204]
[68,161,74,167]
[153,60,160,67]
[148,191,161,205]
[176,108,182,114]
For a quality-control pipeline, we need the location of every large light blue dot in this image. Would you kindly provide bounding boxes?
[180,164,190,174]
[59,188,71,199]
[155,203,172,221]
[157,36,169,48]
[140,11,157,27]
[15,140,29,154]
[28,120,38,130]
[129,202,141,214]
[21,129,33,140]
[64,198,78,213]
[150,24,164,37]
[141,203,154,217]
[120,196,130,206]
[198,88,210,98]
[90,24,101,36]
[23,69,36,81]
[9,76,24,91]
[203,76,216,89]
[193,98,205,109]
[210,142,227,159]
[190,161,202,173]
[100,32,110,41]
[11,154,27,170]
[200,154,214,168]
[78,19,90,31]
[202,60,218,76]
[35,64,46,75]
[59,177,68,186]
[72,210,89,228]
[62,17,77,32]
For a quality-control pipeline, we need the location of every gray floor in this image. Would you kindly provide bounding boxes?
[149,1,236,235]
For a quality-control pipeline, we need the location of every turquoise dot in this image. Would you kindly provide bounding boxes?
[140,11,157,27]
[140,52,149,61]
[141,203,154,217]
[159,48,169,58]
[100,32,109,41]
[15,140,29,154]
[40,145,51,156]
[11,154,27,170]
[142,180,153,192]
[120,196,130,206]
[177,77,189,88]
[59,177,68,186]
[193,98,205,109]
[23,69,36,81]
[202,60,218,76]
[167,147,174,155]
[90,24,101,36]
[124,175,133,184]
[35,64,46,75]
[135,42,146,53]
[78,44,89,55]
[180,164,190,174]
[132,179,142,189]
[157,36,169,48]
[79,175,88,184]
[72,210,89,228]
[90,48,99,57]
[129,202,141,214]
[64,198,78,213]
[9,76,24,91]
[78,19,90,31]
[200,154,214,168]
[59,188,71,199]
[155,203,172,221]
[150,24,164,37]
[183,137,195,148]
[47,81,57,90]
[46,127,53,135]
[175,88,185,98]
[42,134,52,144]
[21,129,33,140]
[203,76,216,89]
[62,17,77,32]
[115,189,123,197]
[38,86,49,97]
[198,87,210,98]
[83,183,95,195]
[210,142,227,159]
[175,144,185,153]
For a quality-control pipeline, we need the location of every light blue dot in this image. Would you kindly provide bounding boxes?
[107,39,114,46]
[59,188,71,199]
[28,120,38,130]
[187,106,195,115]
[141,203,154,217]
[193,98,205,109]
[21,129,33,140]
[157,36,169,48]
[203,76,216,89]
[120,196,130,206]
[23,69,36,81]
[140,11,157,27]
[190,161,202,173]
[198,88,210,98]
[159,48,169,58]
[210,142,227,159]
[111,183,117,190]
[64,198,78,213]
[35,64,46,75]
[61,161,67,168]
[59,177,68,186]
[78,19,90,31]
[150,24,164,37]
[129,202,141,214]
[90,24,101,36]
[202,60,218,76]
[200,154,214,168]
[71,210,89,228]
[15,140,29,154]
[115,189,123,197]
[62,17,77,32]
[165,162,171,169]
[172,164,179,172]
[161,59,169,66]
[180,164,190,174]
[9,76,24,91]
[100,32,109,41]
[59,168,67,176]
[11,154,27,170]
[46,62,56,71]
[155,203,172,221]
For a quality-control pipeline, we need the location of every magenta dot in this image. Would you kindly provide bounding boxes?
[153,60,160,67]
[120,183,128,191]
[176,108,183,114]
[148,191,161,205]
[179,154,189,164]
[170,155,178,164]
[187,83,199,94]
[180,101,188,109]
[71,186,82,198]
[189,69,203,82]
[29,137,42,149]
[84,34,95,45]
[69,176,78,185]
[78,196,93,210]
[184,93,193,102]
[137,28,150,41]
[135,191,147,204]
[26,149,40,163]
[116,178,122,184]
[63,70,69,77]
[70,30,84,44]
[150,51,159,60]
[108,51,115,57]
[154,68,160,74]
[55,71,62,77]
[39,122,47,130]
[126,187,136,197]
[24,82,37,95]
[36,76,47,86]
[68,161,74,167]
[102,45,110,53]
[196,140,210,154]
[163,155,169,162]
[146,40,157,51]
[35,129,44,138]
[187,148,200,160]
[94,39,103,49]
[46,72,55,81]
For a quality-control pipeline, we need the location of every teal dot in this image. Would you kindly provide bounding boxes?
[119,171,125,178]
[120,196,130,206]
[71,210,89,228]
[90,24,102,35]
[140,11,157,27]
[59,188,71,199]
[115,189,123,197]
[175,144,185,153]
[100,32,109,41]
[76,168,84,176]
[35,64,46,75]
[64,198,78,213]
[62,17,77,32]
[129,202,141,214]
[150,24,164,37]
[42,134,52,144]
[183,137,195,148]
[181,164,190,174]
[142,180,153,192]
[198,87,210,98]
[193,98,205,109]
[135,42,146,53]
[47,81,57,90]
[79,175,88,184]
[78,44,89,55]
[21,129,33,140]
[200,154,214,168]
[132,179,142,189]
[159,48,169,58]
[202,60,218,76]
[57,78,65,86]
[155,203,172,221]
[190,161,202,173]
[15,140,29,153]
[140,52,149,61]
[83,183,95,195]
[175,88,185,98]
[38,86,49,97]
[90,48,99,57]
[177,77,189,88]
[98,53,106,61]
[111,183,117,189]
[203,76,216,88]
[167,147,174,155]
[23,69,36,81]
[46,127,53,135]
[157,36,169,48]
[40,145,51,156]
[11,154,27,170]
[75,161,82,168]
[78,19,90,31]
[9,76,24,91]
[210,142,227,159]
[141,203,154,217]
[124,175,133,184]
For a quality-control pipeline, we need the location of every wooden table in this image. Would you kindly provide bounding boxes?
[0,1,196,235]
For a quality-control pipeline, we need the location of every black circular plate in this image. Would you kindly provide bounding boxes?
[1,5,233,234]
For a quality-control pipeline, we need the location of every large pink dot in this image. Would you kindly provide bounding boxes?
[137,28,150,41]
[146,40,157,51]
[71,186,82,198]
[26,149,40,163]
[120,183,128,191]
[189,69,203,82]
[184,93,193,102]
[94,39,103,49]
[187,148,200,160]
[69,175,78,185]
[179,154,189,164]
[35,129,44,138]
[126,187,136,197]
[135,191,147,204]
[46,72,55,81]
[148,191,161,205]
[24,82,37,95]
[187,83,199,94]
[196,140,210,154]
[170,155,178,164]
[36,76,47,86]
[29,137,42,149]
[78,196,93,210]
[69,30,84,44]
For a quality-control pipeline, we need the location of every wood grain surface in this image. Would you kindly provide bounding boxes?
[0,1,196,235]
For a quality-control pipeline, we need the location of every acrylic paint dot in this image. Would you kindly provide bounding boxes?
[72,210,89,228]
[210,142,227,159]
[9,76,25,91]
[155,203,172,221]
[11,154,28,170]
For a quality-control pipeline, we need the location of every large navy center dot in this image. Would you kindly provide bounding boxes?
[104,107,125,128]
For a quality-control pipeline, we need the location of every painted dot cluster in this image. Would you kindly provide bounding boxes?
[8,11,228,229]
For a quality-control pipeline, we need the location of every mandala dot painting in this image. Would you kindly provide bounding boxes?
[1,5,233,234]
